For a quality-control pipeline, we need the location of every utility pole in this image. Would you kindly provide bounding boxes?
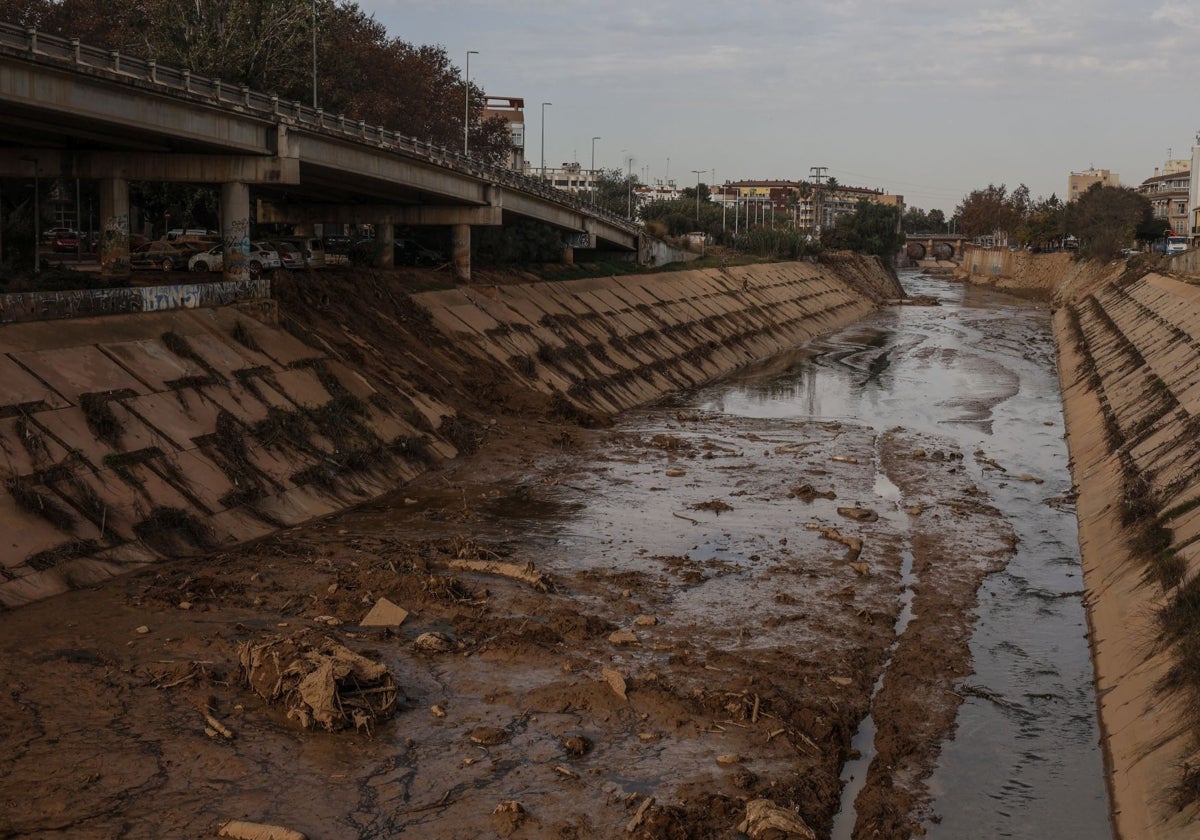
[311,0,318,108]
[810,166,828,233]
[626,154,635,219]
[540,102,552,178]
[691,169,704,222]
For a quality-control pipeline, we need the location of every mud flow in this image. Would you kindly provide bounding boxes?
[0,271,1107,839]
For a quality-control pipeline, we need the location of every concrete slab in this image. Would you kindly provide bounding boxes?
[33,404,166,466]
[324,360,377,401]
[183,330,278,376]
[170,450,237,513]
[0,567,71,608]
[0,354,70,411]
[0,494,75,570]
[123,391,223,450]
[204,309,322,368]
[99,339,205,391]
[14,346,150,404]
[446,304,503,336]
[269,368,333,410]
[0,415,70,478]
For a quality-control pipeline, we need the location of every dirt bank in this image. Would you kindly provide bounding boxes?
[955,246,1130,306]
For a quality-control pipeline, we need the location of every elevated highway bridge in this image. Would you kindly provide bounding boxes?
[0,23,641,281]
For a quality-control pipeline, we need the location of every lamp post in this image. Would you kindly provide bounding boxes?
[463,50,478,155]
[540,102,552,178]
[311,0,317,107]
[625,154,634,219]
[691,169,704,222]
[590,136,600,205]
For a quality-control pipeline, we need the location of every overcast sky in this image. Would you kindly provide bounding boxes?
[358,1,1200,213]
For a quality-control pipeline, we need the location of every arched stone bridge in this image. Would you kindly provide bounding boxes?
[905,234,968,263]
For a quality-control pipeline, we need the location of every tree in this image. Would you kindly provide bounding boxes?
[903,207,932,234]
[823,199,902,258]
[954,184,1023,239]
[927,209,946,233]
[591,168,641,218]
[1071,185,1154,261]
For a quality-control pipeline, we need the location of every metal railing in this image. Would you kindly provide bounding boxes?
[0,22,640,238]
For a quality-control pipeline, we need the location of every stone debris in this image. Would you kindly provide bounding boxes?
[238,633,400,732]
[736,799,817,840]
[603,667,628,701]
[469,725,509,745]
[413,631,454,652]
[716,753,741,765]
[831,455,859,464]
[820,527,864,562]
[449,558,551,592]
[359,597,408,627]
[849,562,870,577]
[836,506,878,522]
[691,498,734,514]
[608,629,639,645]
[217,820,308,840]
[430,704,446,718]
[491,800,526,837]
[665,468,687,477]
[634,615,658,627]
[788,483,836,502]
[562,733,593,755]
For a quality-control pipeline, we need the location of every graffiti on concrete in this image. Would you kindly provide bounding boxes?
[0,278,270,324]
[222,217,251,278]
[100,213,131,274]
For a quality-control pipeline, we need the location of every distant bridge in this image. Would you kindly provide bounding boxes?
[0,23,641,281]
[905,234,968,263]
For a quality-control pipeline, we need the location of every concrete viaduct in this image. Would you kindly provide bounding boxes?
[0,23,641,282]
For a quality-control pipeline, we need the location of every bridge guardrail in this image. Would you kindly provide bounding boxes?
[0,22,640,238]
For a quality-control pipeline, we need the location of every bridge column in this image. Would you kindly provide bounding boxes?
[98,178,130,279]
[221,182,251,282]
[451,224,470,283]
[374,219,394,269]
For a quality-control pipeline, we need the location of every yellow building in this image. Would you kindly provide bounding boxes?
[1067,168,1119,201]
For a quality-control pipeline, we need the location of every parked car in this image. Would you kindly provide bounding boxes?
[166,228,219,241]
[279,236,326,269]
[323,234,354,255]
[43,226,78,243]
[188,241,280,275]
[129,241,196,271]
[269,240,305,270]
[50,231,81,252]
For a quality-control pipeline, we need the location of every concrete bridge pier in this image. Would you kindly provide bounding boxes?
[374,219,395,269]
[221,182,251,282]
[451,224,470,283]
[98,177,130,279]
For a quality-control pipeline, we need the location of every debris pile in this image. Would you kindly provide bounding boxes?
[238,633,401,732]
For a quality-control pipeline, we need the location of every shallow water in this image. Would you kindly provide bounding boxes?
[697,270,1109,837]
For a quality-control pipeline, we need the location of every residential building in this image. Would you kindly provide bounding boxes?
[1067,168,1119,201]
[634,180,683,205]
[481,96,525,171]
[711,180,903,233]
[1191,141,1200,247]
[1137,161,1191,238]
[530,162,601,197]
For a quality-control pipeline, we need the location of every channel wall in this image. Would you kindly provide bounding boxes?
[0,256,901,608]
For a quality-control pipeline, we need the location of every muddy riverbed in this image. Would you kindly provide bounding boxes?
[0,270,1108,839]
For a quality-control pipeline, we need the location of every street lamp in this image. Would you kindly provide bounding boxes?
[463,50,478,155]
[625,154,635,219]
[540,102,552,178]
[691,169,704,222]
[590,136,600,205]
[311,0,318,107]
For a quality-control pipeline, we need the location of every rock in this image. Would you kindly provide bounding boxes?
[836,506,878,522]
[634,615,658,627]
[608,629,639,645]
[360,597,409,627]
[327,583,339,595]
[736,799,817,840]
[491,801,526,837]
[829,675,852,686]
[665,468,686,477]
[430,705,446,718]
[849,562,870,577]
[602,667,628,701]
[178,601,192,610]
[469,725,509,745]
[637,731,660,742]
[716,753,741,766]
[135,625,150,635]
[911,449,927,458]
[562,734,593,755]
[404,497,418,505]
[312,615,342,626]
[217,820,308,840]
[413,631,454,653]
[831,455,858,464]
[788,484,836,502]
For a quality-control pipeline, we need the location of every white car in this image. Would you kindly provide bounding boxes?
[188,242,281,274]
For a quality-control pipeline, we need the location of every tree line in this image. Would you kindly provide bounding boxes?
[905,182,1169,261]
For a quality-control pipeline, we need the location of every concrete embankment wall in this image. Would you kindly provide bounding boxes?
[957,245,1125,305]
[1055,272,1200,836]
[0,256,900,608]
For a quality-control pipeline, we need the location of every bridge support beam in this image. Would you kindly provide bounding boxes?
[451,224,470,283]
[98,178,130,279]
[255,202,501,227]
[374,219,395,269]
[221,182,251,283]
